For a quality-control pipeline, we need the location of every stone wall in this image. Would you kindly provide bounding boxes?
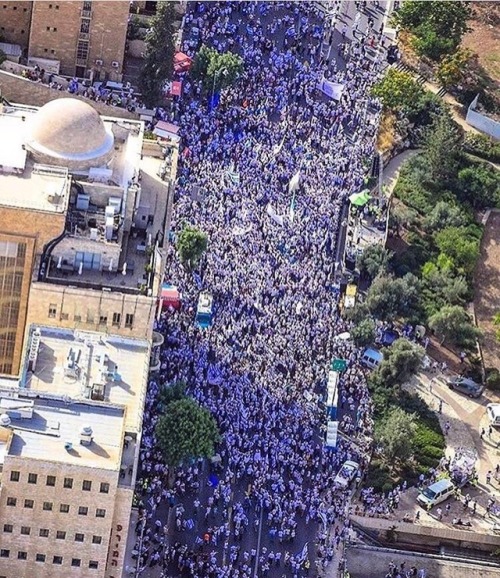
[0,70,138,120]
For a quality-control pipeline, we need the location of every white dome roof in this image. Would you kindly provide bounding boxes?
[26,98,114,167]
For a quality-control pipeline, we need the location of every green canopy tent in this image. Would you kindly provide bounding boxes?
[349,190,371,207]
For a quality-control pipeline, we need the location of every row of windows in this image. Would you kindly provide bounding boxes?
[47,305,135,328]
[0,550,97,568]
[1,5,29,10]
[5,498,106,517]
[3,525,102,544]
[9,472,110,493]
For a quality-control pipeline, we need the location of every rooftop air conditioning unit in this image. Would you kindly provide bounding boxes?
[111,61,119,68]
[95,59,103,66]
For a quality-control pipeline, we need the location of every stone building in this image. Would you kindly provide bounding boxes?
[0,96,178,577]
[0,0,130,80]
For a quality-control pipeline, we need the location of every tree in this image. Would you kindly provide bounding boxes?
[494,313,500,342]
[434,226,480,276]
[421,257,469,316]
[366,274,421,322]
[423,200,466,231]
[358,244,392,280]
[138,1,176,107]
[375,407,418,464]
[371,68,424,111]
[423,113,462,184]
[393,1,471,60]
[437,48,473,89]
[455,164,500,210]
[155,397,220,469]
[428,305,481,347]
[376,338,425,387]
[191,44,244,94]
[177,224,208,268]
[351,317,376,348]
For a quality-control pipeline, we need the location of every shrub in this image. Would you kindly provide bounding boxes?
[486,368,500,392]
[463,133,500,164]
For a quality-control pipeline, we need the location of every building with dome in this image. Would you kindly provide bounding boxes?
[0,96,178,578]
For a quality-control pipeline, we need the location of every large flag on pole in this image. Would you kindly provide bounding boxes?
[288,170,301,194]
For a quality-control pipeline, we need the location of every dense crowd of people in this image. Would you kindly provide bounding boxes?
[132,1,387,577]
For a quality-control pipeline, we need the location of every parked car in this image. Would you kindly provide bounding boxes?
[417,479,455,508]
[487,403,500,427]
[334,460,359,488]
[447,377,484,398]
[361,348,383,370]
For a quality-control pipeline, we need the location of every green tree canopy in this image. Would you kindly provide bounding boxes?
[437,48,473,89]
[157,380,187,412]
[376,338,425,387]
[155,397,220,468]
[366,273,421,322]
[371,68,424,111]
[191,44,244,93]
[358,244,392,280]
[423,200,466,231]
[423,113,462,184]
[139,1,176,107]
[455,164,500,210]
[177,224,208,268]
[393,0,471,60]
[375,407,418,464]
[351,317,376,348]
[428,305,481,348]
[420,257,469,317]
[434,226,480,276]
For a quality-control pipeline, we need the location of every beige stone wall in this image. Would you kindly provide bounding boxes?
[26,282,157,341]
[105,487,134,578]
[0,457,120,578]
[27,0,129,79]
[0,1,33,48]
[0,208,66,375]
[0,72,139,119]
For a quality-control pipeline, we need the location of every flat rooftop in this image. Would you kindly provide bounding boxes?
[19,326,150,433]
[6,396,124,469]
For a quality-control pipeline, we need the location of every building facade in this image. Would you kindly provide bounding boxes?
[0,0,130,80]
[0,96,178,577]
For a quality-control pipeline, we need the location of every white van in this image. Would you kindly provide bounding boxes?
[361,348,383,370]
[487,404,500,427]
[417,479,455,508]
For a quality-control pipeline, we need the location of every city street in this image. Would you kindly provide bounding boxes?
[128,2,392,577]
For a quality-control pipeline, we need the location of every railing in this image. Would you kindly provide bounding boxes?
[81,9,92,18]
[79,32,90,41]
[75,58,88,67]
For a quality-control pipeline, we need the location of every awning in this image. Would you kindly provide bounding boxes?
[174,52,192,73]
[349,190,371,207]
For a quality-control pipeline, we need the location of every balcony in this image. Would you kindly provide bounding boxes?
[79,32,90,41]
[81,9,92,18]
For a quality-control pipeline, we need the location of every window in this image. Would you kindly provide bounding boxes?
[56,531,66,540]
[6,497,16,506]
[48,304,57,318]
[92,535,102,544]
[82,1,91,10]
[36,554,46,562]
[72,558,81,567]
[78,506,88,516]
[60,503,70,513]
[82,480,92,491]
[125,313,134,328]
[80,18,90,33]
[74,314,81,322]
[112,312,121,327]
[87,311,94,324]
[42,501,53,511]
[63,477,73,488]
[100,482,110,494]
[17,551,27,560]
[10,470,20,482]
[96,508,106,518]
[0,550,9,558]
[39,529,49,538]
[75,533,84,542]
[24,499,34,509]
[60,312,68,320]
[89,561,99,569]
[3,524,12,533]
[98,315,107,325]
[46,475,56,486]
[28,472,38,484]
[20,526,30,536]
[76,40,89,60]
[53,556,63,565]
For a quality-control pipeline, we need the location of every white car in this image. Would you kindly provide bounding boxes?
[334,460,359,488]
[487,403,500,427]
